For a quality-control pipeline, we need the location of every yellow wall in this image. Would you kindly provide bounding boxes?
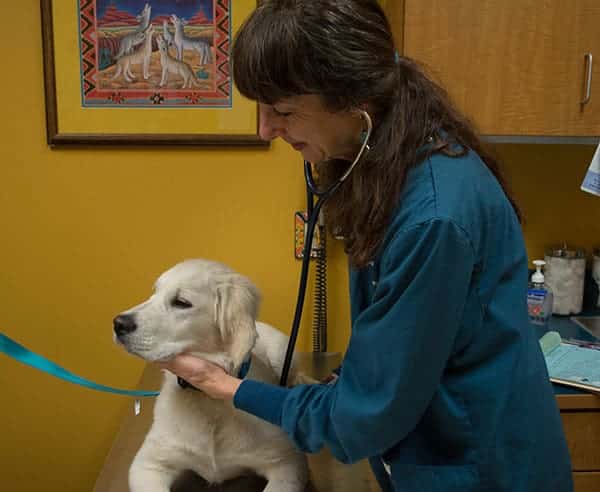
[0,2,349,490]
[498,144,600,260]
[0,2,599,492]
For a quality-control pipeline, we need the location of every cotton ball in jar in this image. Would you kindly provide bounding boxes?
[544,246,586,315]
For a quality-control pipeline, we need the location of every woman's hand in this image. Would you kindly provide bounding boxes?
[158,355,243,401]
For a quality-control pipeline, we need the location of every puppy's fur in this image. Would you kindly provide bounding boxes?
[114,259,309,492]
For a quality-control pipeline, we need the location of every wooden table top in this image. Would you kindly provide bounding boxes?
[93,352,379,492]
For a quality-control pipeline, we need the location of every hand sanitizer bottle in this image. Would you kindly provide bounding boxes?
[527,260,554,326]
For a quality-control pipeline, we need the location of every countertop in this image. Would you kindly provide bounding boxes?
[539,315,600,407]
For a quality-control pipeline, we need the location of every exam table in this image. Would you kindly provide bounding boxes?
[93,353,380,492]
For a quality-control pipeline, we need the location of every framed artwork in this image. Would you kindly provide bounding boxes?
[40,0,267,146]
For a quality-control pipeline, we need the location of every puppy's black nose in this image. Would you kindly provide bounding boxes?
[113,314,137,337]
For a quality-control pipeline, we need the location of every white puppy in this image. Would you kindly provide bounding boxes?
[113,259,309,492]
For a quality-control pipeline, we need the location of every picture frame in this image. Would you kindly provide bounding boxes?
[40,0,267,147]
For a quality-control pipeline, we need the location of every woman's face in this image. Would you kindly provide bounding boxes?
[258,94,365,164]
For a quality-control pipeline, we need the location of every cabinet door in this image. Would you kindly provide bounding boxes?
[402,0,600,137]
[573,473,600,492]
[561,411,600,470]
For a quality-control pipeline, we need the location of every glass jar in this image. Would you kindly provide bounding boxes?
[593,248,600,308]
[544,245,586,315]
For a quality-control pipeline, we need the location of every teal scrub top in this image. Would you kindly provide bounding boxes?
[234,149,573,492]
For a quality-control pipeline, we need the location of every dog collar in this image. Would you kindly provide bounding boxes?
[177,355,252,391]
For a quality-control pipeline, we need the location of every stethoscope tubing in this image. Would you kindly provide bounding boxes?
[279,110,373,386]
[279,193,326,386]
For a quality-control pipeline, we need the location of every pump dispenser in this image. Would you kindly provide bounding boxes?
[527,260,554,326]
[531,260,546,284]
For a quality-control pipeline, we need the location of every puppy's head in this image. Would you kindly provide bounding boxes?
[113,259,260,374]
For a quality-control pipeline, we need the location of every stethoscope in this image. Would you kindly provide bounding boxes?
[279,109,373,386]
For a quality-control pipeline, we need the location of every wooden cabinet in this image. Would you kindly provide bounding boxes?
[573,473,600,492]
[388,0,600,137]
[558,394,600,492]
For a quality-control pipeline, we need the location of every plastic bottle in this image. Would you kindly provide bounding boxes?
[527,260,554,326]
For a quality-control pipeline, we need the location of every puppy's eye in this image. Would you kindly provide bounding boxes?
[171,297,193,309]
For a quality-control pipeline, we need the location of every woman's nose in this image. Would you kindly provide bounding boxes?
[258,105,285,141]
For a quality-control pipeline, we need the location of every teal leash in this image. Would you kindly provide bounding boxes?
[0,332,159,397]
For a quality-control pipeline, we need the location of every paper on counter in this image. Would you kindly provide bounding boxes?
[540,331,600,392]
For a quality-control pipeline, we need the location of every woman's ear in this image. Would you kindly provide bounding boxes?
[215,274,260,373]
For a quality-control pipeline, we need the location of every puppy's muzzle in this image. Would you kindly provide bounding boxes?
[113,314,137,338]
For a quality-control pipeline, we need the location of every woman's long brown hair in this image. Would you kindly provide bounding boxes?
[232,0,521,268]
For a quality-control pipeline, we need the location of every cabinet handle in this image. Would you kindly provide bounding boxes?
[581,53,593,108]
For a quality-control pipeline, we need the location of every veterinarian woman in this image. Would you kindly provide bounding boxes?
[159,1,573,490]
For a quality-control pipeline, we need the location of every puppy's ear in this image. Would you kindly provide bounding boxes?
[215,273,260,373]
